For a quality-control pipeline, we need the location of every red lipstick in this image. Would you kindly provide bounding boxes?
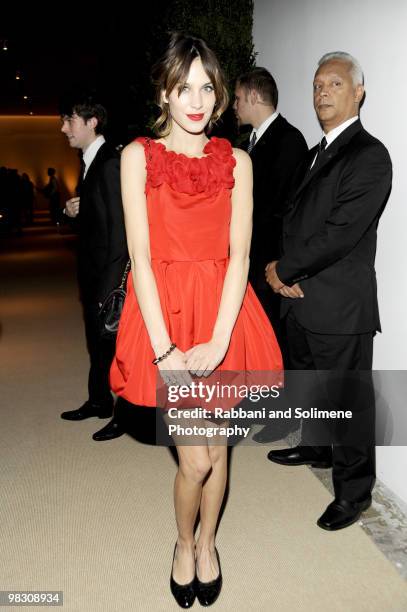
[187,114,204,121]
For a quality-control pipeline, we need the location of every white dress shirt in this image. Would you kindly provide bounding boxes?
[83,135,106,178]
[249,111,279,147]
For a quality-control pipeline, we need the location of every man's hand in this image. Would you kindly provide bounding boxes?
[265,260,285,292]
[64,197,80,218]
[279,283,304,298]
[265,261,304,298]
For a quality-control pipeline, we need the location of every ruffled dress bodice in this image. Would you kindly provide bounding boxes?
[137,137,235,262]
[141,136,236,196]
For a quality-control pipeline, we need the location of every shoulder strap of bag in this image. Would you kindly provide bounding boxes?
[119,260,131,289]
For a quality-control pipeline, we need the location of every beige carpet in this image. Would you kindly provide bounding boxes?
[1,225,407,612]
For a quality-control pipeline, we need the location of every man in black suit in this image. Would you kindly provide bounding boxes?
[234,68,308,442]
[59,91,128,441]
[266,52,392,530]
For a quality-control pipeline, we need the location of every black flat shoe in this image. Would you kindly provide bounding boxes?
[61,400,113,421]
[170,544,196,609]
[267,446,332,468]
[92,418,125,441]
[317,497,372,531]
[195,548,222,607]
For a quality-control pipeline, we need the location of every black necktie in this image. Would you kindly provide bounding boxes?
[311,136,327,169]
[316,136,327,160]
[247,131,257,154]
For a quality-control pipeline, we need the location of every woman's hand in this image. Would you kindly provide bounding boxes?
[157,347,192,386]
[185,339,229,377]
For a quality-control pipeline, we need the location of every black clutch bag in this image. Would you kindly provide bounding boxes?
[99,260,131,339]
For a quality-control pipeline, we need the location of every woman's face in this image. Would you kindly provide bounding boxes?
[165,56,216,134]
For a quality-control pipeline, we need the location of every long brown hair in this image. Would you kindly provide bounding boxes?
[151,32,229,137]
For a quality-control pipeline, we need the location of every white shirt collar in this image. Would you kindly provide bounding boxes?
[250,111,279,146]
[323,116,359,148]
[310,116,359,169]
[83,135,106,177]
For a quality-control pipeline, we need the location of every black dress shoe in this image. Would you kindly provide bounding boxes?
[170,544,196,609]
[267,445,332,468]
[92,418,125,441]
[195,548,222,607]
[317,497,372,531]
[60,400,113,421]
[252,423,296,443]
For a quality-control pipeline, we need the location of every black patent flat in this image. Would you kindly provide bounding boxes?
[170,544,196,608]
[195,547,222,606]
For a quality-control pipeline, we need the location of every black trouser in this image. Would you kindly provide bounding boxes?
[82,301,116,407]
[285,309,375,502]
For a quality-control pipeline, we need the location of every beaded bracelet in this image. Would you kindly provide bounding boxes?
[152,343,177,365]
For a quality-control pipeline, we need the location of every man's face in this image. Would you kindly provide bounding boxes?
[60,113,97,150]
[233,86,254,127]
[313,60,364,132]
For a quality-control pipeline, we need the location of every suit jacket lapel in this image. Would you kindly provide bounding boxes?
[79,144,108,219]
[241,114,285,157]
[294,119,363,198]
[249,114,284,159]
[82,142,107,186]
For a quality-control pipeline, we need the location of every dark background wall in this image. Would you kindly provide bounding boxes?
[1,2,256,145]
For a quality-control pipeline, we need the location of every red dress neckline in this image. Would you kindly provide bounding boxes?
[151,138,212,160]
[136,136,236,196]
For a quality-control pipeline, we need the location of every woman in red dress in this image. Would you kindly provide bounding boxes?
[110,33,282,607]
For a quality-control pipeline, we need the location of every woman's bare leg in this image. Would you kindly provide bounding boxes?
[172,444,212,584]
[196,441,228,581]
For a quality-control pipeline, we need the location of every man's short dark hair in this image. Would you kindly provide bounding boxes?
[236,67,278,109]
[59,89,108,135]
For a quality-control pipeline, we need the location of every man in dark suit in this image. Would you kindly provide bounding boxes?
[266,52,392,530]
[59,91,128,441]
[234,68,308,442]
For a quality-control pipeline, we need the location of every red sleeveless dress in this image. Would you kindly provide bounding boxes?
[110,137,283,406]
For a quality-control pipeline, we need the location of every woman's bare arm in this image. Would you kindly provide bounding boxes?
[121,142,190,383]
